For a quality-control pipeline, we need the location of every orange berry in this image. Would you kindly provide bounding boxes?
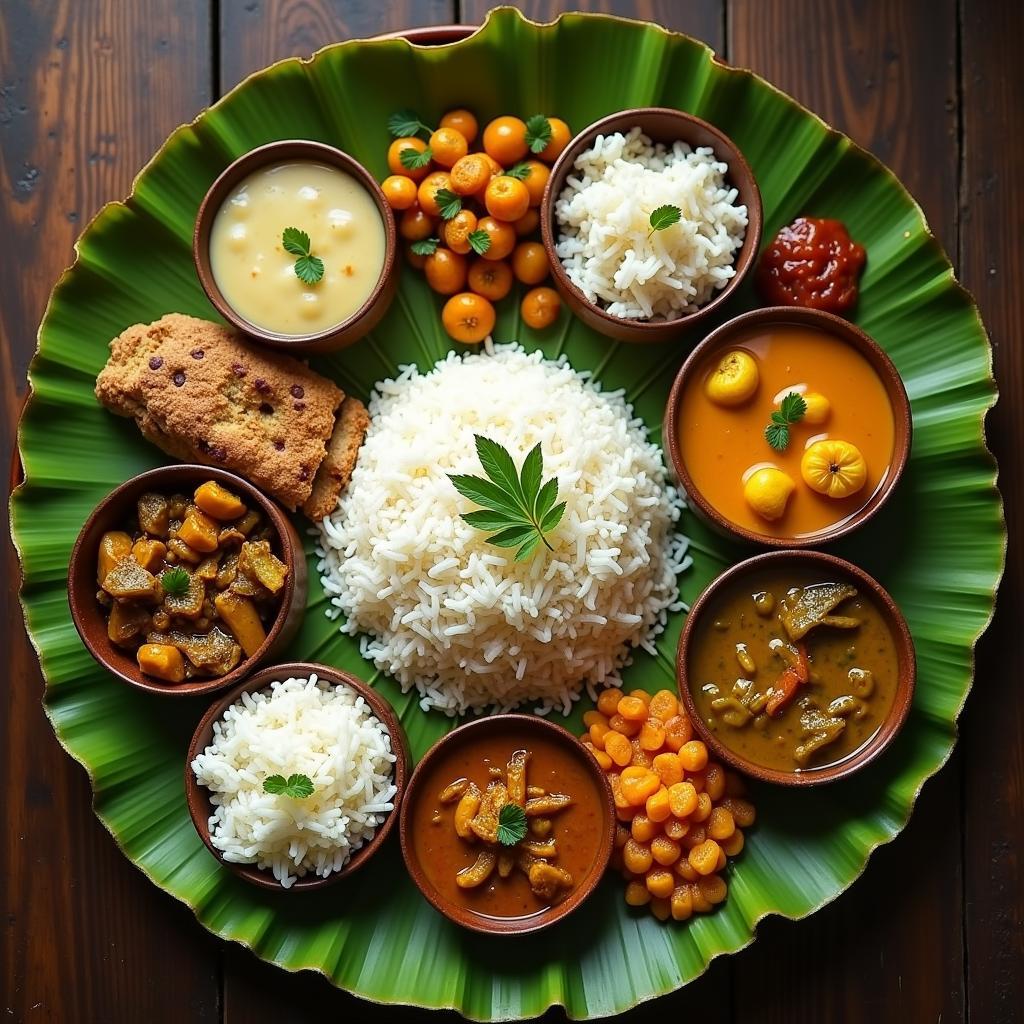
[467,258,513,301]
[439,108,478,145]
[608,712,642,738]
[424,247,467,295]
[679,740,709,772]
[604,730,633,768]
[514,208,540,236]
[652,752,684,788]
[639,718,667,751]
[429,126,469,169]
[648,689,679,721]
[476,216,516,261]
[483,115,528,165]
[417,171,453,218]
[645,786,671,822]
[398,205,434,241]
[443,209,479,255]
[668,781,698,819]
[511,241,549,285]
[617,695,649,722]
[597,687,624,717]
[620,766,661,806]
[485,175,531,222]
[519,159,550,206]
[387,137,430,181]
[537,117,571,162]
[630,814,658,844]
[381,174,418,210]
[441,292,495,344]
[449,153,492,196]
[663,714,693,752]
[651,834,682,866]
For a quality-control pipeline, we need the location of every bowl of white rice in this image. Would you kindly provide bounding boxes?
[186,661,408,890]
[540,107,761,343]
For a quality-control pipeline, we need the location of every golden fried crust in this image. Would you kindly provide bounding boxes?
[302,396,370,520]
[95,314,343,511]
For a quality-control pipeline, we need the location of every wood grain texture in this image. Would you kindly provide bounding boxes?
[960,1,1024,1021]
[219,0,455,91]
[729,2,964,1020]
[460,0,723,49]
[1,2,219,1022]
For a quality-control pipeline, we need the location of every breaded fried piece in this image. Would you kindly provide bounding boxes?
[302,396,370,520]
[95,314,343,511]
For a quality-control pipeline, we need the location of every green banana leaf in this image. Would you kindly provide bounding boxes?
[12,8,1003,1020]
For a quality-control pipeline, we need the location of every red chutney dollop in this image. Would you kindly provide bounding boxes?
[757,216,866,314]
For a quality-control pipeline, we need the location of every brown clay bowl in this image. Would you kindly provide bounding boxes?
[193,139,399,354]
[399,714,616,935]
[677,549,916,787]
[67,464,306,698]
[185,661,410,891]
[539,107,762,344]
[663,305,913,548]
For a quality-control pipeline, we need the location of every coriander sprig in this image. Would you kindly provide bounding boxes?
[387,108,433,139]
[410,237,440,256]
[524,114,552,154]
[161,566,191,598]
[496,803,528,846]
[467,229,491,256]
[434,188,462,220]
[648,204,682,236]
[764,392,808,451]
[263,773,315,799]
[450,435,566,562]
[282,227,325,285]
[505,162,532,181]
[399,145,433,171]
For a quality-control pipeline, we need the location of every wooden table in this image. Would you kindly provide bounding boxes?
[2,2,1020,1021]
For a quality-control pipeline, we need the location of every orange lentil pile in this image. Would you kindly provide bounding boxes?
[380,107,570,343]
[580,687,756,921]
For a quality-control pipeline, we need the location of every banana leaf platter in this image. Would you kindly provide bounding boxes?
[11,9,1004,1020]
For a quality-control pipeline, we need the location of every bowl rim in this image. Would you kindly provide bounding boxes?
[676,548,917,786]
[663,304,914,547]
[184,660,410,891]
[192,138,398,347]
[399,712,616,935]
[66,463,301,698]
[539,105,763,338]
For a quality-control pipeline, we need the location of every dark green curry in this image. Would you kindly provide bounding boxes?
[688,566,898,773]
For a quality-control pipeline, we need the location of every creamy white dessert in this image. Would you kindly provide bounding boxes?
[209,161,385,336]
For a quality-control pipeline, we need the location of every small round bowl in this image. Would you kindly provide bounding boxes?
[67,464,306,698]
[677,549,916,786]
[663,305,913,548]
[193,139,399,354]
[540,107,762,343]
[400,714,616,935]
[185,661,410,891]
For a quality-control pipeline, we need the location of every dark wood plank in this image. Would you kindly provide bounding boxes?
[460,0,723,48]
[0,2,220,1022]
[960,1,1024,1021]
[728,2,964,1021]
[219,0,456,92]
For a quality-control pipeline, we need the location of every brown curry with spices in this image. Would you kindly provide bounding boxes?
[410,726,608,921]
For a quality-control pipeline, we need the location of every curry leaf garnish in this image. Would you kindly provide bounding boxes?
[524,114,552,154]
[467,229,492,255]
[399,145,433,171]
[648,205,682,234]
[410,237,440,256]
[450,435,566,561]
[505,162,532,181]
[282,227,324,284]
[387,108,432,139]
[764,391,808,452]
[496,803,528,846]
[434,188,462,220]
[263,773,315,799]
[161,566,191,597]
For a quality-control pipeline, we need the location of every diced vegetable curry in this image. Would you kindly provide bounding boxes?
[687,566,898,772]
[95,480,288,683]
[411,728,608,920]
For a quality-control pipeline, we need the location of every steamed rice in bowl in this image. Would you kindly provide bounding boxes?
[554,127,748,320]
[191,673,398,888]
[317,343,691,716]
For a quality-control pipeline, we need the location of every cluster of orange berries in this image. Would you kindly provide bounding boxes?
[581,687,755,921]
[380,108,571,344]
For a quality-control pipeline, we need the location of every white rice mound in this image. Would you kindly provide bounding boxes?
[317,343,690,716]
[191,674,397,888]
[554,127,747,320]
